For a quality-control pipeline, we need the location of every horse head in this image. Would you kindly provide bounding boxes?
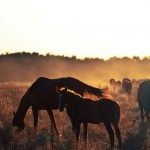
[56,86,68,112]
[12,111,25,134]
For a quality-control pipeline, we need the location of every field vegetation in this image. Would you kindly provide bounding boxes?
[0,52,150,149]
[0,80,149,150]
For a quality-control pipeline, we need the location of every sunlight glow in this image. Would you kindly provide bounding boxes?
[0,0,150,59]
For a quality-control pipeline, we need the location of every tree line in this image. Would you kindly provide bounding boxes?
[0,52,150,83]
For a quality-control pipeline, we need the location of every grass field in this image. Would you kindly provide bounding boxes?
[0,81,149,150]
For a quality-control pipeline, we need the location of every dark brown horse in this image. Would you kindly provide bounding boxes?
[122,78,132,100]
[12,77,104,137]
[137,80,150,127]
[57,87,122,149]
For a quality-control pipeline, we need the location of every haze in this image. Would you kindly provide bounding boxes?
[1,53,150,88]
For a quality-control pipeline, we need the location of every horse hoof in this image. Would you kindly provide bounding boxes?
[58,133,62,139]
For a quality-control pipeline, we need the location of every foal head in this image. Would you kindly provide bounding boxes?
[56,86,68,112]
[12,112,25,133]
[56,86,82,112]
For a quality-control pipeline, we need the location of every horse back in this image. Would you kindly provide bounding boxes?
[22,77,59,109]
[75,99,120,124]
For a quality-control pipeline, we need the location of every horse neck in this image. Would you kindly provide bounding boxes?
[16,94,30,121]
[68,94,82,108]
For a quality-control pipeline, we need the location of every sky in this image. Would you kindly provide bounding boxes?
[0,0,150,60]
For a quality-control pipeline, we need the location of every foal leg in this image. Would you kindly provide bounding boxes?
[112,122,122,149]
[47,109,61,138]
[83,122,88,145]
[103,121,114,148]
[75,121,81,143]
[32,106,38,130]
[66,106,75,132]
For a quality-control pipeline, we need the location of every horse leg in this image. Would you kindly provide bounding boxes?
[75,121,81,143]
[103,121,114,148]
[32,106,38,130]
[113,86,115,93]
[47,109,61,138]
[83,122,88,145]
[129,89,131,100]
[128,91,130,101]
[138,102,144,126]
[145,112,150,128]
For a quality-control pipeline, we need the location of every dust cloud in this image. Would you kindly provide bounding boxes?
[0,53,150,88]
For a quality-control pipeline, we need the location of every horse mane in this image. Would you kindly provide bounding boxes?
[67,89,113,102]
[59,87,82,98]
[57,77,105,98]
[33,76,107,99]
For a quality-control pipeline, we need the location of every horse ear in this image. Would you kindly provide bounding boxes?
[56,86,61,93]
[13,111,16,116]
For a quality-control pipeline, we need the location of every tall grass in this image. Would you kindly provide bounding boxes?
[0,81,149,150]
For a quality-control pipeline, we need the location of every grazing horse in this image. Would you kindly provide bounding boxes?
[137,80,150,127]
[122,78,132,100]
[12,77,104,137]
[57,87,122,149]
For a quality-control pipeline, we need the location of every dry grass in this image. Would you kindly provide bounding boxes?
[0,81,149,150]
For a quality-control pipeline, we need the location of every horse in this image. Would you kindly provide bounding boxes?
[12,77,105,137]
[122,78,132,100]
[109,78,116,93]
[116,80,121,88]
[57,87,122,149]
[137,80,150,127]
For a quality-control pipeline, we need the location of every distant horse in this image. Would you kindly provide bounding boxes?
[122,78,132,100]
[110,79,122,93]
[12,77,104,137]
[116,80,121,88]
[137,80,150,127]
[115,80,122,92]
[109,78,116,93]
[57,87,122,149]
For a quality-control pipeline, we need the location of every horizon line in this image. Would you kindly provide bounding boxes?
[0,51,149,61]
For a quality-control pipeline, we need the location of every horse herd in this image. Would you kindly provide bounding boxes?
[109,78,132,100]
[12,77,150,149]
